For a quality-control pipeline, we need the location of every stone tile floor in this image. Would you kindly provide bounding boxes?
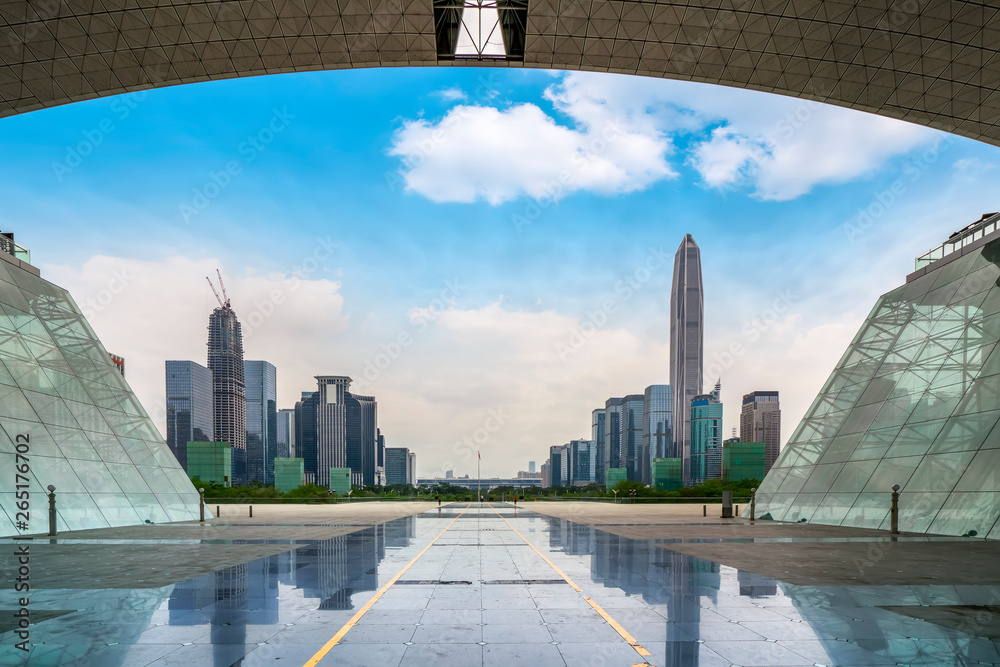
[0,503,998,666]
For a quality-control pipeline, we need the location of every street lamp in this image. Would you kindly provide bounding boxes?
[612,489,618,503]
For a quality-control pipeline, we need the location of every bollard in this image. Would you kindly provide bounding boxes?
[721,490,734,518]
[703,505,706,517]
[249,505,253,518]
[216,505,220,517]
[47,485,57,537]
[890,484,900,534]
[199,488,205,522]
[735,505,739,515]
[750,488,756,522]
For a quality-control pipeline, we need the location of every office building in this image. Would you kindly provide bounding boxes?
[528,460,535,473]
[541,461,551,488]
[549,444,566,487]
[603,398,623,474]
[316,376,351,488]
[605,467,627,490]
[294,391,318,484]
[407,452,415,484]
[329,467,351,495]
[670,233,704,485]
[0,238,201,536]
[277,408,295,458]
[244,360,277,485]
[651,458,683,491]
[690,380,723,484]
[620,394,644,481]
[568,439,597,485]
[385,447,410,486]
[208,302,246,485]
[165,360,213,472]
[642,384,673,485]
[110,353,125,377]
[740,391,781,474]
[723,441,766,482]
[187,441,232,487]
[376,429,386,485]
[756,213,1000,538]
[591,408,606,484]
[345,392,377,486]
[274,457,304,493]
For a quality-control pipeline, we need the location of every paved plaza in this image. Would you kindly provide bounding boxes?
[1,501,999,666]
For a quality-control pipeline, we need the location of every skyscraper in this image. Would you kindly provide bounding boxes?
[740,391,781,474]
[568,439,597,485]
[277,408,295,458]
[345,392,377,486]
[642,384,674,485]
[603,397,623,474]
[591,408,606,484]
[244,360,277,485]
[670,234,704,484]
[690,380,723,484]
[316,376,351,488]
[407,452,416,484]
[620,394,644,481]
[165,360,214,472]
[384,447,410,486]
[294,391,318,484]
[208,304,246,485]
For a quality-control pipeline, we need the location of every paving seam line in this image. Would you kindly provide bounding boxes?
[302,505,469,667]
[487,504,652,665]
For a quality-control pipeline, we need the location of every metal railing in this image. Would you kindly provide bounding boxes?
[0,234,30,264]
[915,212,1000,269]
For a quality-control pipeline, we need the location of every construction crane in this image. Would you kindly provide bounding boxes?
[206,270,231,310]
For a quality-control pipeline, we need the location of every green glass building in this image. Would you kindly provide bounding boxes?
[0,240,201,536]
[651,458,683,491]
[605,467,627,490]
[755,214,1000,538]
[274,457,304,493]
[187,441,232,486]
[722,441,765,482]
[329,467,351,495]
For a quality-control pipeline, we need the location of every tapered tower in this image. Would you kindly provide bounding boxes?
[669,234,704,485]
[207,273,246,485]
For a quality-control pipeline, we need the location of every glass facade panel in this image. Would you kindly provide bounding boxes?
[756,234,1000,537]
[0,260,199,537]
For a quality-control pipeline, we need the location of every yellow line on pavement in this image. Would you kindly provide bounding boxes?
[489,504,651,663]
[302,505,468,667]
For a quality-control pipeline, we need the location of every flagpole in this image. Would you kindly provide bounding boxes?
[478,450,481,503]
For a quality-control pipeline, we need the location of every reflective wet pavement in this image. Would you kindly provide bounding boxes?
[2,503,999,666]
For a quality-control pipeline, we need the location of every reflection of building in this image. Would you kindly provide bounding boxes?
[740,391,781,473]
[244,360,277,485]
[643,384,674,485]
[738,569,777,597]
[690,381,723,484]
[670,234,704,485]
[165,360,214,472]
[756,214,1000,538]
[208,305,246,485]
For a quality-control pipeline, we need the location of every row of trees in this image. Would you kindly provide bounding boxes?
[192,477,760,502]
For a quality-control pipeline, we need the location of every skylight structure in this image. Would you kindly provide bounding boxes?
[434,0,527,61]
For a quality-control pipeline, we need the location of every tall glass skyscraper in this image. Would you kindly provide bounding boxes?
[621,394,644,481]
[207,305,246,485]
[642,384,674,485]
[345,392,377,486]
[244,360,277,485]
[277,408,295,458]
[690,381,723,484]
[294,391,318,484]
[740,390,781,474]
[165,360,213,472]
[603,397,623,474]
[670,234,704,484]
[591,408,606,484]
[316,376,351,488]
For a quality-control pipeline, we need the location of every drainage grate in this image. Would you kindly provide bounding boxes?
[397,580,473,585]
[482,579,567,585]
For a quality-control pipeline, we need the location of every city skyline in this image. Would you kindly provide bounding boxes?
[7,67,1000,478]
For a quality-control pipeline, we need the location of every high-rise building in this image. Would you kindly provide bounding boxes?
[294,391,318,484]
[208,303,246,485]
[345,392,377,486]
[603,398,623,474]
[690,380,723,484]
[187,441,232,487]
[642,385,673,485]
[165,360,214,472]
[670,233,704,485]
[592,408,606,484]
[722,441,765,482]
[528,460,536,473]
[244,360,277,485]
[277,408,295,458]
[740,391,781,473]
[568,439,597,485]
[407,452,416,484]
[315,376,351,488]
[110,353,125,377]
[620,394,644,481]
[541,461,551,487]
[376,429,386,485]
[384,447,410,486]
[651,458,683,491]
[549,444,566,487]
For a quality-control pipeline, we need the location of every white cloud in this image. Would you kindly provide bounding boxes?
[390,71,943,204]
[436,87,468,102]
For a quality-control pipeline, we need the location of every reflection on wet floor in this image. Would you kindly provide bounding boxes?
[1,504,998,666]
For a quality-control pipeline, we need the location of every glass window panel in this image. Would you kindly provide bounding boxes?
[958,370,1000,413]
[4,359,57,395]
[775,466,812,494]
[908,388,962,423]
[920,278,963,307]
[65,399,113,434]
[955,264,1000,299]
[886,419,947,458]
[930,254,978,290]
[0,427,13,454]
[901,272,936,300]
[837,402,882,435]
[928,411,1000,454]
[54,493,110,531]
[44,424,101,461]
[755,492,798,522]
[801,464,843,493]
[128,493,171,524]
[27,455,89,493]
[0,258,16,285]
[164,466,198,495]
[103,462,153,495]
[862,455,923,493]
[783,493,825,523]
[850,426,902,461]
[0,332,34,363]
[886,492,949,533]
[137,466,179,495]
[86,432,133,464]
[156,493,196,522]
[842,492,891,529]
[0,279,31,311]
[22,390,80,429]
[979,288,1000,317]
[811,492,855,525]
[857,377,895,406]
[928,492,1000,538]
[819,433,863,464]
[974,311,1000,344]
[71,460,123,494]
[1,417,63,457]
[869,394,920,430]
[829,460,878,493]
[904,451,976,493]
[119,437,153,464]
[756,466,789,495]
[0,385,39,422]
[789,439,827,466]
[147,442,181,469]
[954,449,1000,492]
[90,493,143,527]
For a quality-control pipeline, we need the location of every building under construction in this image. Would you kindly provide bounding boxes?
[207,273,246,485]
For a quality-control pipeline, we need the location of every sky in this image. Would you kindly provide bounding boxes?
[2,67,999,479]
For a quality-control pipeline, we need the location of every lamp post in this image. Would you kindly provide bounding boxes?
[612,489,618,503]
[199,488,205,522]
[890,484,900,535]
[750,487,756,522]
[47,485,56,536]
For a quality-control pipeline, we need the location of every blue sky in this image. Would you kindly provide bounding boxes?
[2,67,999,477]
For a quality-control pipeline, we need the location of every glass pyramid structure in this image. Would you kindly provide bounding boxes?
[0,251,200,536]
[755,216,1000,539]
